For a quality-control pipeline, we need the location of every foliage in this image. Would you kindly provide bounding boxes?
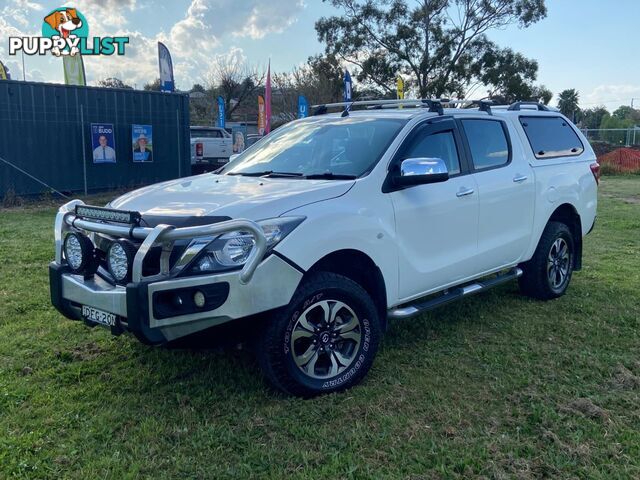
[143,78,161,91]
[557,88,580,120]
[601,114,634,130]
[611,105,640,123]
[315,0,548,99]
[96,77,133,90]
[1,178,640,478]
[270,54,351,121]
[580,106,609,130]
[478,48,551,103]
[205,56,264,120]
[190,83,206,94]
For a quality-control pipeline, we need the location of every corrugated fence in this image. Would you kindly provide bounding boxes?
[0,80,190,198]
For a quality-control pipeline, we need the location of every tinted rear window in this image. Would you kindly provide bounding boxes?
[461,119,510,170]
[191,129,222,138]
[519,116,584,159]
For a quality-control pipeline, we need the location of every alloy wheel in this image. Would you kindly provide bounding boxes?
[547,237,571,290]
[290,299,362,380]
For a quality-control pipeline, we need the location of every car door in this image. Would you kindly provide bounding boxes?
[458,117,535,271]
[388,119,480,300]
[209,129,225,158]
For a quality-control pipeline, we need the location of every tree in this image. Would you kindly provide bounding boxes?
[557,89,580,120]
[206,56,264,119]
[315,0,547,98]
[97,77,133,89]
[611,105,640,123]
[143,78,161,91]
[190,83,206,93]
[531,85,553,105]
[477,48,550,103]
[580,106,608,130]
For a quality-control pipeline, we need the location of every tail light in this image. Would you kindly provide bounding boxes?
[590,162,600,185]
[195,142,203,158]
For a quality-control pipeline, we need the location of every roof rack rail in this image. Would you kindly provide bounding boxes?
[310,98,448,116]
[421,99,445,115]
[312,105,328,116]
[446,99,494,115]
[507,101,549,112]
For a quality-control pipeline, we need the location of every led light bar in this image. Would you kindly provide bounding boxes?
[75,205,141,225]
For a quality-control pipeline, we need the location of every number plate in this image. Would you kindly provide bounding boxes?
[81,306,117,327]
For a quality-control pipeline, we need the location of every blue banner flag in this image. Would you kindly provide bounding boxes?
[343,69,352,103]
[217,96,225,128]
[298,95,308,119]
[157,42,175,92]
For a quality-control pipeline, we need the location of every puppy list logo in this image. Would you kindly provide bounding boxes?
[9,7,129,57]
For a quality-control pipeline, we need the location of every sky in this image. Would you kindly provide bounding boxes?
[0,0,639,111]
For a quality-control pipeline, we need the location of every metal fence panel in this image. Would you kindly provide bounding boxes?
[582,128,640,147]
[0,80,190,198]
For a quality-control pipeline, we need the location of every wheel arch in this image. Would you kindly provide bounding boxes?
[544,203,583,270]
[305,249,388,330]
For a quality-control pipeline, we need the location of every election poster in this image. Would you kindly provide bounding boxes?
[132,124,153,163]
[232,125,247,154]
[91,123,116,163]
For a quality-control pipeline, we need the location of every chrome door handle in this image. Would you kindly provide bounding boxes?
[456,187,474,197]
[513,175,528,183]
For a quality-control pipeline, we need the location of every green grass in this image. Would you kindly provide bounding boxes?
[1,177,639,479]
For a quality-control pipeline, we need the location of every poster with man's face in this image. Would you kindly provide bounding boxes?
[91,123,116,163]
[132,125,153,163]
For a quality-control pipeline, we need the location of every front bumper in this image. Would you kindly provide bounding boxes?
[51,253,303,344]
[50,201,303,344]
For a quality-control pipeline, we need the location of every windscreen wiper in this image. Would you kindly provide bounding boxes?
[263,172,304,178]
[227,171,303,178]
[304,172,358,180]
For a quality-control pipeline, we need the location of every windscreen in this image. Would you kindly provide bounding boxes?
[221,117,406,178]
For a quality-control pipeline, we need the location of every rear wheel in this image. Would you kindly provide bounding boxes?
[519,221,575,300]
[256,272,381,397]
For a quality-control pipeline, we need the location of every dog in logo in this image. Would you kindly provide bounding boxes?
[44,8,83,56]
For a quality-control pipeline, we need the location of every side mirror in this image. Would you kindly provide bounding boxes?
[393,158,449,187]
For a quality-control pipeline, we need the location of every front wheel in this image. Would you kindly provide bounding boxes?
[256,272,381,397]
[519,221,575,300]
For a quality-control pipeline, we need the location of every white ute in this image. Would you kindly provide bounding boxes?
[190,126,232,172]
[50,99,599,396]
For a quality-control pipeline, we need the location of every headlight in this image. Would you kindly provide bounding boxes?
[107,239,136,283]
[63,232,94,273]
[186,217,304,275]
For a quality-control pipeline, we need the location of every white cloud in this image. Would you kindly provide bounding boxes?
[82,30,158,88]
[0,0,305,88]
[170,0,304,45]
[62,0,139,28]
[1,0,43,27]
[582,84,640,108]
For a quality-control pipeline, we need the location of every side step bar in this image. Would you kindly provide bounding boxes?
[388,267,523,320]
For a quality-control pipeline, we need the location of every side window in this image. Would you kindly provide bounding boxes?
[462,119,510,170]
[519,116,584,159]
[213,130,223,138]
[404,130,461,175]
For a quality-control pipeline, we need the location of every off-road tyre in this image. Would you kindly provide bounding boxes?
[519,221,575,300]
[256,272,381,397]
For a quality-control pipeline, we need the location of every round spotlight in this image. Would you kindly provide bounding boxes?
[63,232,93,273]
[193,290,206,308]
[107,240,136,283]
